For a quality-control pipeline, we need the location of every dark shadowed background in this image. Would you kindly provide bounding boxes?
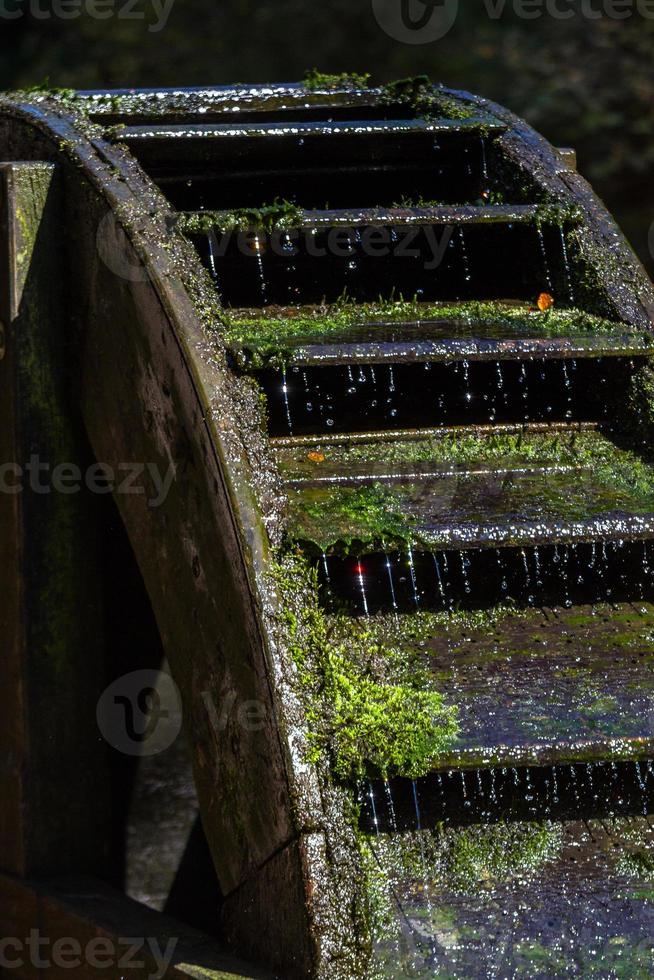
[2,1,652,274]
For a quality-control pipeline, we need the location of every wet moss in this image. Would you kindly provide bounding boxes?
[286,482,415,555]
[15,79,78,101]
[380,75,474,122]
[276,430,611,480]
[365,821,562,953]
[272,553,458,780]
[346,605,521,652]
[304,69,371,92]
[283,437,654,556]
[534,201,583,227]
[616,360,654,451]
[179,199,304,235]
[223,297,631,363]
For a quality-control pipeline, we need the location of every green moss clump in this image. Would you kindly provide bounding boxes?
[380,75,474,121]
[274,554,458,781]
[444,821,562,893]
[304,69,371,91]
[179,198,304,235]
[18,78,78,101]
[391,194,445,208]
[534,201,583,227]
[287,482,414,555]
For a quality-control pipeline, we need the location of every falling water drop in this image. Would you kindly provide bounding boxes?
[281,369,293,435]
[525,767,534,801]
[587,762,598,802]
[519,361,529,418]
[384,551,399,612]
[460,552,472,595]
[533,545,543,587]
[562,361,573,419]
[388,365,396,394]
[559,224,575,304]
[521,548,532,602]
[536,225,553,291]
[322,552,331,592]
[479,137,489,198]
[207,230,220,284]
[407,547,421,607]
[253,234,268,304]
[432,553,449,609]
[356,561,370,617]
[368,781,380,834]
[462,358,472,405]
[496,549,509,593]
[461,771,471,808]
[561,545,572,607]
[458,227,472,283]
[384,780,398,832]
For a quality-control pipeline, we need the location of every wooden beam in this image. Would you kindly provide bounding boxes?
[0,873,269,979]
[0,162,110,877]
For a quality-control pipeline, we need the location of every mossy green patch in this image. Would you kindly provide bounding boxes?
[272,553,457,780]
[179,198,304,235]
[283,434,654,555]
[275,430,612,481]
[15,78,78,101]
[366,821,561,949]
[286,482,415,555]
[304,69,371,91]
[222,297,634,365]
[380,75,475,122]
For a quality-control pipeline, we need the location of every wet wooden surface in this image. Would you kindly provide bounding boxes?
[371,817,654,978]
[421,603,654,768]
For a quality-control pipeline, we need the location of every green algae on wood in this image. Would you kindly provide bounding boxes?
[274,430,619,481]
[368,819,654,978]
[379,75,475,122]
[365,821,562,952]
[222,299,634,365]
[179,199,304,235]
[375,602,654,770]
[271,554,457,781]
[303,69,371,92]
[282,440,654,556]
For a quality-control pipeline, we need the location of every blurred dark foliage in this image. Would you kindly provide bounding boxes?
[1,1,652,273]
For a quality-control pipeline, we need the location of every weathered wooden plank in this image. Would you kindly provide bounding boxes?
[0,873,269,979]
[0,162,110,877]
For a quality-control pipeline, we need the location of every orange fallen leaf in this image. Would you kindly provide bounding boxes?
[307,451,326,464]
[537,292,555,312]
